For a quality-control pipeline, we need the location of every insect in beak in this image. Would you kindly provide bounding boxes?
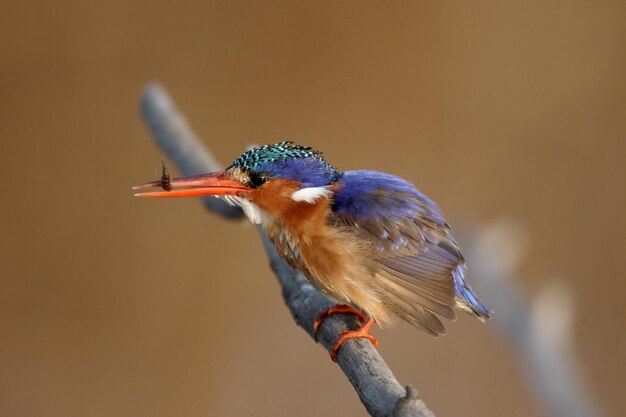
[134,160,251,198]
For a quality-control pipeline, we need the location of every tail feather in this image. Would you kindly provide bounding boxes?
[453,267,491,320]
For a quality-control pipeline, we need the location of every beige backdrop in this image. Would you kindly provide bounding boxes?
[1,1,624,416]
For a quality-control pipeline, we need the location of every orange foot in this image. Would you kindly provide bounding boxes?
[313,305,379,362]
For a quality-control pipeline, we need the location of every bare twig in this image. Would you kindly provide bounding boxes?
[140,84,243,219]
[462,220,607,417]
[139,82,435,417]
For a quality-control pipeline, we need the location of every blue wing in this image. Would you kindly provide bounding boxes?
[331,170,490,334]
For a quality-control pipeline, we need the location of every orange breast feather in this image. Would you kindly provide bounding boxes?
[250,180,392,325]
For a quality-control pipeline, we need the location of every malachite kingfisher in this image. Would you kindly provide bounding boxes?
[135,142,491,360]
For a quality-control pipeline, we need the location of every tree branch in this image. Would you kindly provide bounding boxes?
[462,221,607,417]
[139,82,435,417]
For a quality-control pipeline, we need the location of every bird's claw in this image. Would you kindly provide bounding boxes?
[313,305,367,341]
[330,320,378,361]
[313,305,378,361]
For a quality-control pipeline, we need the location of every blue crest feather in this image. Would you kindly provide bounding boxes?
[229,141,340,187]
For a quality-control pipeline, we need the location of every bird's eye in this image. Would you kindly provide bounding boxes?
[249,173,267,188]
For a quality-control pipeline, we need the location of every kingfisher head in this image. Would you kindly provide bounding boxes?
[134,142,342,223]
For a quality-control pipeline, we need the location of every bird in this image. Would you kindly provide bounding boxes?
[134,141,491,361]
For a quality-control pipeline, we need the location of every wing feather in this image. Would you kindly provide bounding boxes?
[331,171,489,333]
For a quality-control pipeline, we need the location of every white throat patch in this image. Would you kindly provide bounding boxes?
[290,186,332,203]
[238,199,265,224]
[222,196,266,224]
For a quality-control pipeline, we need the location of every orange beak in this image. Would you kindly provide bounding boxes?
[133,171,252,198]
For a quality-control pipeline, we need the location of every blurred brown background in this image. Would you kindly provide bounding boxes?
[1,1,624,416]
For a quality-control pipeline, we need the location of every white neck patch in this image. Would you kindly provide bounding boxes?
[290,186,332,203]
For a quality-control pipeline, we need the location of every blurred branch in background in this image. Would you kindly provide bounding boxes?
[462,220,608,417]
[139,82,435,417]
[138,83,243,219]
